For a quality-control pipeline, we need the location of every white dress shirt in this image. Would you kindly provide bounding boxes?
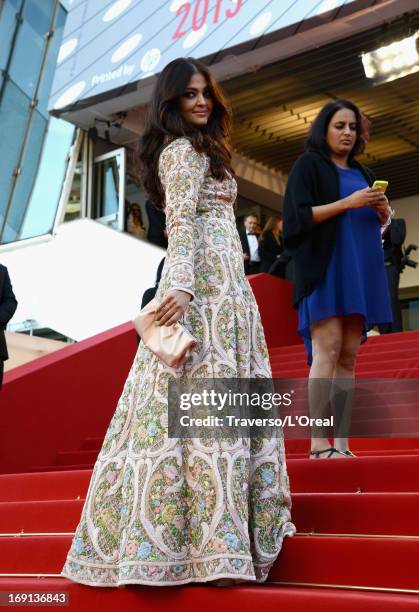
[247,232,261,262]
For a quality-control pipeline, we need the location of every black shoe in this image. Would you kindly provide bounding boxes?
[310,447,356,458]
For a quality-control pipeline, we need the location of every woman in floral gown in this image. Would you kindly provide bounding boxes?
[61,57,295,588]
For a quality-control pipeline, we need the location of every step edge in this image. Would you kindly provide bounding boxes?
[0,575,417,596]
[0,532,74,537]
[295,532,419,539]
[2,531,418,540]
[0,533,418,542]
[270,581,419,595]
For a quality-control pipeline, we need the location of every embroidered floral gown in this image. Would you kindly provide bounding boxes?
[61,138,296,587]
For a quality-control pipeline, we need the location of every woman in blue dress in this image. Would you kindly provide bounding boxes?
[283,100,393,459]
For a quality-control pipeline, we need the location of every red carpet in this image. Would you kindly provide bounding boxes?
[0,276,418,609]
[0,533,418,590]
[1,580,418,612]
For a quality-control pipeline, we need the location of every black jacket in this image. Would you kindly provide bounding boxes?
[258,231,283,273]
[282,151,375,306]
[0,265,18,360]
[383,218,406,267]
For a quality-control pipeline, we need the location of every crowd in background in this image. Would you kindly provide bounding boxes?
[238,212,286,277]
[127,199,288,279]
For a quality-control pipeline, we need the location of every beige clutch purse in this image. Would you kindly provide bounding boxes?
[133,297,197,368]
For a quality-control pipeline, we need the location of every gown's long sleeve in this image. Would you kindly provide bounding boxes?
[158,138,207,301]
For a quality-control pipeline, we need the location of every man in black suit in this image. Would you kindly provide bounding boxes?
[379,219,406,334]
[0,265,18,389]
[238,214,261,275]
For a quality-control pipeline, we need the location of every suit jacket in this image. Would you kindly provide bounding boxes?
[383,218,406,267]
[0,265,18,361]
[238,229,260,273]
[258,231,283,273]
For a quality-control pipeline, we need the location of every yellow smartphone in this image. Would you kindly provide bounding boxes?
[372,180,388,193]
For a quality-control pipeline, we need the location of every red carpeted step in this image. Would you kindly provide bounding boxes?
[1,534,418,591]
[0,470,91,502]
[285,439,310,454]
[270,348,419,362]
[55,450,99,466]
[272,368,309,377]
[281,378,417,390]
[81,437,103,451]
[350,438,419,450]
[345,449,419,456]
[280,411,417,433]
[287,450,419,459]
[292,492,419,536]
[269,342,419,364]
[284,397,419,415]
[269,333,419,360]
[267,535,419,591]
[3,491,415,538]
[0,536,71,574]
[270,331,419,353]
[0,579,418,612]
[288,392,419,412]
[360,332,419,348]
[4,454,418,508]
[270,356,419,373]
[358,347,418,363]
[351,403,419,419]
[366,330,419,341]
[272,358,419,373]
[357,359,419,374]
[272,366,419,378]
[30,464,94,472]
[359,341,419,354]
[0,499,84,533]
[349,418,419,436]
[357,369,419,379]
[356,349,419,365]
[288,455,419,493]
[2,492,416,537]
[285,438,419,453]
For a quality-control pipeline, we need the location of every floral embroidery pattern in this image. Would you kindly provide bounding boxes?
[61,138,295,587]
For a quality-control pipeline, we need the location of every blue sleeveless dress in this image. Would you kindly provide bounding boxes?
[298,166,393,364]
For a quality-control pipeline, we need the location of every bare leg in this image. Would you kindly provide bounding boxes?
[309,317,343,456]
[332,315,363,453]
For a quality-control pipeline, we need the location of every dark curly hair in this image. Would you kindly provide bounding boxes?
[138,57,233,208]
[305,99,369,161]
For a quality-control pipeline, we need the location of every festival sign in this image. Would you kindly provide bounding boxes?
[49,0,357,112]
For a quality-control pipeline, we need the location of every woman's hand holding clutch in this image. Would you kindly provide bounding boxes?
[133,295,196,368]
[155,290,192,326]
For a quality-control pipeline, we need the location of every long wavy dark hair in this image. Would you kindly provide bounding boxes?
[305,99,369,161]
[260,213,283,240]
[138,57,233,208]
